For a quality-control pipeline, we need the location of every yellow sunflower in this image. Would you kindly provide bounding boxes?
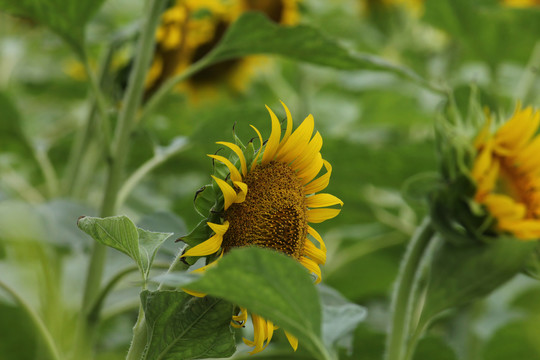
[472,104,540,240]
[182,101,342,354]
[502,0,540,7]
[144,0,301,100]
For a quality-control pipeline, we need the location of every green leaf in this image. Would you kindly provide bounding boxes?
[185,247,328,360]
[420,237,536,325]
[0,0,107,54]
[77,215,172,279]
[141,290,235,360]
[483,318,540,360]
[193,184,216,217]
[0,92,32,157]
[319,285,366,349]
[203,12,439,92]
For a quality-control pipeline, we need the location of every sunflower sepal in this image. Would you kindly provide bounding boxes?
[194,184,218,217]
[177,219,213,248]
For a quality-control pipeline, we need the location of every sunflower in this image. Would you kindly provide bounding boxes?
[181,101,342,354]
[502,0,540,7]
[144,0,300,100]
[472,104,540,240]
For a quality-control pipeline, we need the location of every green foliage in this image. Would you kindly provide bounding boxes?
[77,215,172,280]
[185,247,326,359]
[0,0,107,54]
[203,12,437,91]
[140,291,236,360]
[420,237,537,326]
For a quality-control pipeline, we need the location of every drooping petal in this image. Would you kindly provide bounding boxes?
[208,154,242,183]
[299,256,322,283]
[284,331,298,351]
[182,288,207,297]
[233,181,248,203]
[181,233,223,257]
[307,208,341,224]
[191,252,223,274]
[207,221,230,236]
[261,105,282,165]
[303,240,326,265]
[306,193,343,208]
[216,141,248,177]
[231,307,248,328]
[212,175,237,210]
[304,160,332,194]
[308,226,326,252]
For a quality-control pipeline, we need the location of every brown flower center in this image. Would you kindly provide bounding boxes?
[222,161,307,258]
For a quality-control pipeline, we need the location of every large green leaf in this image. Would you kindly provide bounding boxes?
[77,215,172,279]
[204,12,435,90]
[0,0,107,53]
[185,247,328,360]
[420,237,536,325]
[141,290,236,360]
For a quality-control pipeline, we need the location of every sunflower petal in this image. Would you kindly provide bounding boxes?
[250,125,264,171]
[303,240,326,265]
[308,226,326,252]
[297,153,324,185]
[233,181,248,203]
[207,221,229,236]
[217,141,248,177]
[278,100,294,149]
[306,193,343,208]
[276,114,315,164]
[181,233,223,258]
[261,105,282,165]
[307,208,342,223]
[231,307,248,328]
[182,288,207,297]
[290,131,323,171]
[304,160,332,194]
[285,331,298,351]
[299,256,322,283]
[212,175,237,210]
[208,154,242,183]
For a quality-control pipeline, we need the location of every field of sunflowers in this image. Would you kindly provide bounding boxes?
[1,0,540,359]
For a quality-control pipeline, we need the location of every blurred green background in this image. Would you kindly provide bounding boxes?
[1,0,540,359]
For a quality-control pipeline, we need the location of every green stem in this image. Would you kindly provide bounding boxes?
[126,306,148,360]
[32,143,59,198]
[385,217,435,360]
[139,57,212,121]
[0,280,60,360]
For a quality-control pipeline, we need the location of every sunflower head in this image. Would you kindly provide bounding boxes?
[180,101,341,354]
[430,99,540,244]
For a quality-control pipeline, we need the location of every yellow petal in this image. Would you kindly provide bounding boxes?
[303,240,326,265]
[233,181,248,203]
[276,114,315,164]
[182,288,207,297]
[471,140,494,182]
[306,193,343,208]
[297,153,323,185]
[308,226,326,252]
[278,100,293,150]
[191,252,223,274]
[208,154,242,183]
[290,131,323,171]
[299,256,322,284]
[285,331,298,351]
[231,307,248,328]
[207,221,229,236]
[217,141,248,177]
[181,233,223,257]
[304,160,332,194]
[261,105,282,165]
[307,208,341,223]
[212,175,237,210]
[250,125,264,171]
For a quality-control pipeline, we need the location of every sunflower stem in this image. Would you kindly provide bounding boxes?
[75,0,167,357]
[385,217,435,360]
[0,280,61,360]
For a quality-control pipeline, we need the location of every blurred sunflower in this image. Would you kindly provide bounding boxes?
[144,0,300,100]
[472,104,540,240]
[182,101,342,354]
[502,0,540,7]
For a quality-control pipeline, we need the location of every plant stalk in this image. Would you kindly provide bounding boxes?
[385,217,435,360]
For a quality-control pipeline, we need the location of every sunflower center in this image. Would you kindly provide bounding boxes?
[222,161,308,258]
